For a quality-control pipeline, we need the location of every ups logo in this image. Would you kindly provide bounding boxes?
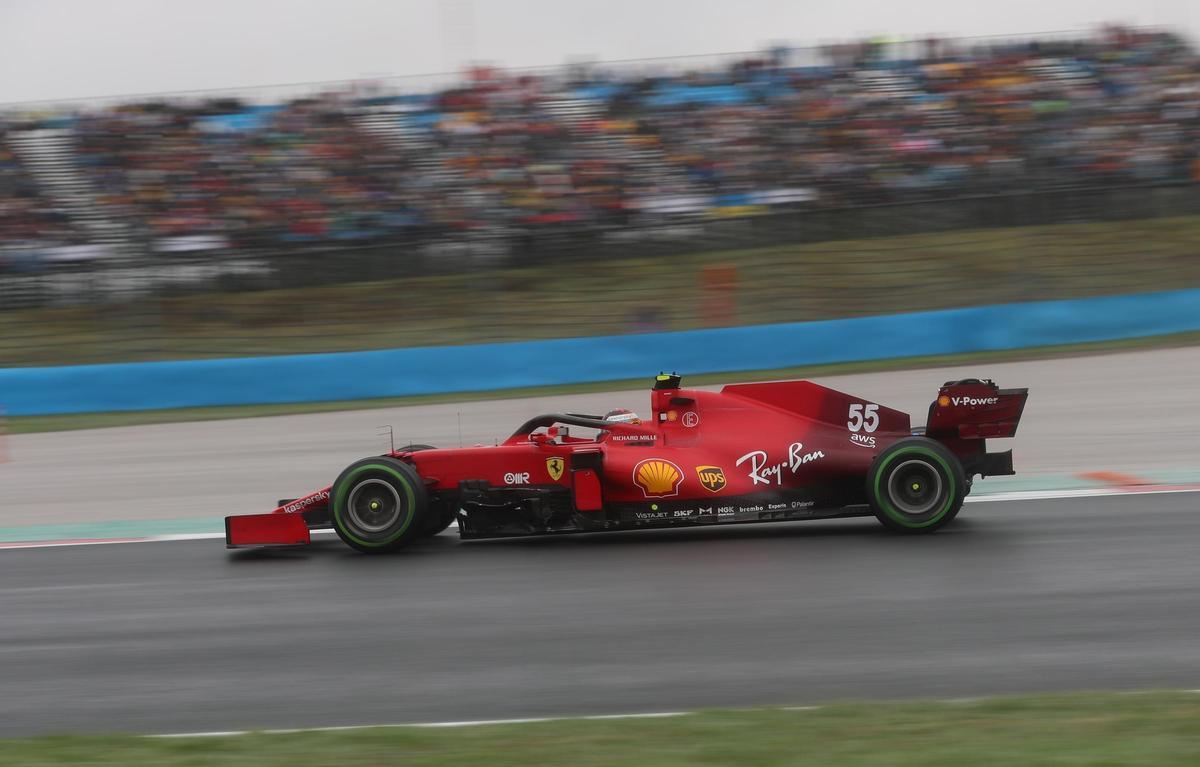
[696,465,727,493]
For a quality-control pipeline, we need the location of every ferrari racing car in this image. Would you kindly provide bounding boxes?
[225,374,1028,553]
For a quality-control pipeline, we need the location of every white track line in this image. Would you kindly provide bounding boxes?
[965,485,1200,503]
[3,485,1198,551]
[0,538,150,550]
[152,711,691,738]
[144,691,1200,738]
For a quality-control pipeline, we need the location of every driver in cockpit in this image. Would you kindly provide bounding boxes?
[597,407,642,439]
[604,408,641,425]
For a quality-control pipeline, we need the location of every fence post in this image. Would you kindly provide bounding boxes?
[699,264,738,327]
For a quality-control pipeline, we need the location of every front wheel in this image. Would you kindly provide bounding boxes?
[867,437,966,533]
[330,457,428,553]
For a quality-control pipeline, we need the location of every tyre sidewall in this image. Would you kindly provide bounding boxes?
[868,438,965,533]
[331,457,427,552]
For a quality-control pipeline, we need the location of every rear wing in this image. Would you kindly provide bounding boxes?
[926,379,1028,440]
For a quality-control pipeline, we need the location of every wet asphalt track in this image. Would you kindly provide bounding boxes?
[2,491,1199,736]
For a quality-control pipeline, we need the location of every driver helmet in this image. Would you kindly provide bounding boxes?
[604,408,641,425]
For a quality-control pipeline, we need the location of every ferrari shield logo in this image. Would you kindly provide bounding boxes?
[696,465,727,493]
[546,457,565,481]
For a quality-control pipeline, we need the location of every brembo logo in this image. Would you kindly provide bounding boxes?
[283,490,329,514]
[950,396,999,406]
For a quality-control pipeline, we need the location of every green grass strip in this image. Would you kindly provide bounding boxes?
[4,213,1200,367]
[2,691,1199,765]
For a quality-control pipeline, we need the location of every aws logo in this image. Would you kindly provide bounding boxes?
[695,465,727,493]
[633,459,683,498]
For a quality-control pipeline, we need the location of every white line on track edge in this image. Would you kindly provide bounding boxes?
[4,485,1198,550]
[963,485,1200,503]
[150,711,691,738]
[142,693,1198,738]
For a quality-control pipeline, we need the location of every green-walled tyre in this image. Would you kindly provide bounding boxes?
[330,457,428,553]
[867,437,966,534]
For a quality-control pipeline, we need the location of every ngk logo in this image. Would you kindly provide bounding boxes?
[951,396,999,407]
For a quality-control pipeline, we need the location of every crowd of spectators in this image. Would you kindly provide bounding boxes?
[73,96,424,251]
[2,26,1199,256]
[0,123,82,268]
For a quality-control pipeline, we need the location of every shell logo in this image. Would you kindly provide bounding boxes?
[632,459,684,498]
[937,395,951,407]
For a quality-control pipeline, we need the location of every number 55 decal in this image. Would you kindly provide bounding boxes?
[847,403,879,433]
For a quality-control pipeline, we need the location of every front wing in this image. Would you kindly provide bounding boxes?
[225,487,330,547]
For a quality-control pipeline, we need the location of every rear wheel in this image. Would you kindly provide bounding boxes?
[867,437,965,533]
[330,457,428,553]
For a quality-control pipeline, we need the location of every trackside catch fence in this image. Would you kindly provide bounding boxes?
[1,183,1199,367]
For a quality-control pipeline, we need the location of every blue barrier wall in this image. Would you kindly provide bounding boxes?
[3,288,1198,416]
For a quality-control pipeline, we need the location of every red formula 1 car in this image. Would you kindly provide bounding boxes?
[225,374,1028,553]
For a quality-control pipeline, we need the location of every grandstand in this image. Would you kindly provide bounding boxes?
[0,26,1198,366]
[1,25,1196,265]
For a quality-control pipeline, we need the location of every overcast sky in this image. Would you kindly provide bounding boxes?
[1,0,1195,104]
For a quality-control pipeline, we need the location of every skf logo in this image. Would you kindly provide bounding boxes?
[695,465,727,493]
[633,459,683,498]
[545,457,565,481]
